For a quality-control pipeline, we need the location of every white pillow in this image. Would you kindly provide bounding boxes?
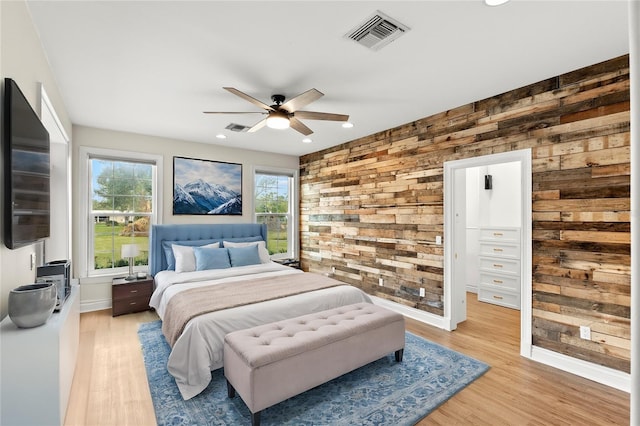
[223,240,270,263]
[172,242,220,273]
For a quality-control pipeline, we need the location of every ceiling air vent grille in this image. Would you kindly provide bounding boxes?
[345,11,410,51]
[226,123,251,132]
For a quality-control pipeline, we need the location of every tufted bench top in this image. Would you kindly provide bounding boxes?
[224,302,404,369]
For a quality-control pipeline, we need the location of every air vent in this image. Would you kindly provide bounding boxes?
[226,123,251,132]
[345,10,410,51]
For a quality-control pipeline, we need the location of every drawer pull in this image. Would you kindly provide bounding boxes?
[493,232,503,237]
[130,290,138,294]
[129,302,137,306]
[493,279,503,284]
[493,248,503,252]
[493,264,503,268]
[493,295,504,300]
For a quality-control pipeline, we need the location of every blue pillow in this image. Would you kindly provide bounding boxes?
[193,247,231,271]
[227,245,261,267]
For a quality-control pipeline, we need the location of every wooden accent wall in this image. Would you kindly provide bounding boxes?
[299,55,631,372]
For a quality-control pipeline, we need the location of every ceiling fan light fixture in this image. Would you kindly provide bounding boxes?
[485,0,510,6]
[266,111,290,129]
[342,122,354,129]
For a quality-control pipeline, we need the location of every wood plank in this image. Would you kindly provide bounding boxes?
[559,230,630,244]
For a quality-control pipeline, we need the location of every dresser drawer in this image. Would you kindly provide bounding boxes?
[479,227,520,243]
[479,272,520,291]
[479,257,520,275]
[478,287,520,310]
[479,242,520,259]
[112,280,153,300]
[112,294,152,316]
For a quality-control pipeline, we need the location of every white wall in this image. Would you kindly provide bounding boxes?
[0,0,72,319]
[483,162,522,228]
[72,125,299,311]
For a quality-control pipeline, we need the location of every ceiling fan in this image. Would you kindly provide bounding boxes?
[204,87,349,136]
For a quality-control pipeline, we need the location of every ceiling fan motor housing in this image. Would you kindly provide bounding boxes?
[271,94,286,105]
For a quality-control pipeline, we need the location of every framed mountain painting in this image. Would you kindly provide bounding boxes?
[173,156,242,215]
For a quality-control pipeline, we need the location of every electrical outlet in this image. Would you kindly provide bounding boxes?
[378,278,384,286]
[30,253,36,270]
[435,235,442,245]
[419,287,425,297]
[579,325,591,340]
[331,266,336,274]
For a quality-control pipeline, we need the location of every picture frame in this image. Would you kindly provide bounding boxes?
[173,156,242,215]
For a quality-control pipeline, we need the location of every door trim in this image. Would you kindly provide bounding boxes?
[443,149,533,358]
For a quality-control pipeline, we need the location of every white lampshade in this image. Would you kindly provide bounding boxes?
[121,244,140,258]
[266,111,290,129]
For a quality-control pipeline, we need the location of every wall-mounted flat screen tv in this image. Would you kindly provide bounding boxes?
[2,78,50,249]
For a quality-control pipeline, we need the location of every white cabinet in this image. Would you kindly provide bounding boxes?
[477,227,521,310]
[1,285,79,425]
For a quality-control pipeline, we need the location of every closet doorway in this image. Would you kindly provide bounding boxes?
[443,149,533,358]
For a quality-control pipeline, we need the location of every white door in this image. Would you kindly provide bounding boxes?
[40,85,71,263]
[452,168,467,326]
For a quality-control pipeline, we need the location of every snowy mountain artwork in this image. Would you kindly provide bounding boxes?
[173,157,242,215]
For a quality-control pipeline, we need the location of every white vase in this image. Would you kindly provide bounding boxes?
[8,282,57,328]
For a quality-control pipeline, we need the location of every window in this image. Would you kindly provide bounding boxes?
[79,147,162,277]
[254,168,297,259]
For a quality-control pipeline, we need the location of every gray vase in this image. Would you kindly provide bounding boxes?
[8,282,57,328]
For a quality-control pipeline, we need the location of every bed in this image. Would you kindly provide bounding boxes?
[148,223,372,400]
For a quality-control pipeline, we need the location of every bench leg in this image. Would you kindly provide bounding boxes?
[251,410,261,426]
[395,348,404,362]
[226,379,236,398]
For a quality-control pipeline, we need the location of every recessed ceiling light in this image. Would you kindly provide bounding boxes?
[342,122,354,129]
[485,0,510,6]
[216,134,227,139]
[302,138,312,143]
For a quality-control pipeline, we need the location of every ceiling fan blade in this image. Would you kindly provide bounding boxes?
[247,118,268,133]
[223,87,274,111]
[294,111,349,122]
[289,117,313,136]
[281,88,323,112]
[203,111,265,114]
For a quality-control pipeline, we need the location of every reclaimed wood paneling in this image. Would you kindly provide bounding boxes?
[299,55,630,372]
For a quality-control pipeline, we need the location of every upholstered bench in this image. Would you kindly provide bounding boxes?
[223,302,405,426]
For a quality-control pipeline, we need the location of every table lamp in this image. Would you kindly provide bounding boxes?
[121,244,140,281]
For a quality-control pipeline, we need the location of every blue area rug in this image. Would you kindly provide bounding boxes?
[138,320,489,426]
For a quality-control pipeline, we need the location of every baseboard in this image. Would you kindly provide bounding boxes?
[80,298,111,313]
[370,296,448,329]
[530,346,630,393]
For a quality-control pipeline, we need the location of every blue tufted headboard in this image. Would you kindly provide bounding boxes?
[149,223,268,276]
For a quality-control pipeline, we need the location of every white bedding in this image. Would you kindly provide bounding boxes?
[149,262,372,400]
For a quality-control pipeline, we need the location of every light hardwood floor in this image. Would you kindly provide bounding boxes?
[64,295,629,425]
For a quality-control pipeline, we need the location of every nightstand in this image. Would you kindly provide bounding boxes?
[274,258,301,269]
[112,276,154,317]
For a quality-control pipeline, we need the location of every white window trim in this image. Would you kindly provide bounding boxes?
[252,165,299,260]
[78,146,163,278]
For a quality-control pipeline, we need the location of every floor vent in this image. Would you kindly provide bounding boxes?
[226,123,251,132]
[345,10,410,51]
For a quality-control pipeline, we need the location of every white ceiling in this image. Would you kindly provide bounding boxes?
[26,1,630,157]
